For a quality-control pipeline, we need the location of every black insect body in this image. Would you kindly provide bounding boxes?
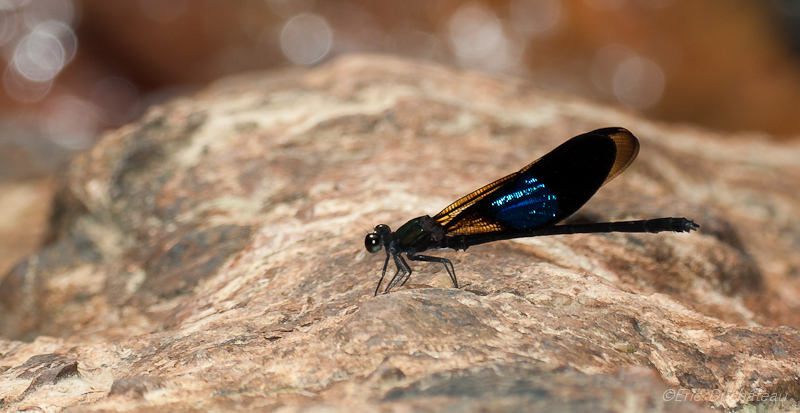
[365,127,698,295]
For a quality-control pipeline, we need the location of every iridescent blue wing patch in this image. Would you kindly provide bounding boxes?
[487,177,558,229]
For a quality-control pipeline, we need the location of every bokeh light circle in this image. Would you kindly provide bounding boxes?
[280,13,333,65]
[35,20,77,62]
[13,28,65,82]
[448,3,520,71]
[449,3,505,62]
[612,56,665,109]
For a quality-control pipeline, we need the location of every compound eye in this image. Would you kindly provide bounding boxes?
[365,233,382,253]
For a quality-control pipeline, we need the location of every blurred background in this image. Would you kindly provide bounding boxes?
[1,0,800,273]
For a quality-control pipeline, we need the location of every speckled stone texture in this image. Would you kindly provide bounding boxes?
[1,55,799,412]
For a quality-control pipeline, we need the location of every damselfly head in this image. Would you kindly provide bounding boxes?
[365,224,391,253]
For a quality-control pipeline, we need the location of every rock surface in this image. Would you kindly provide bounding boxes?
[1,55,800,412]
[0,178,55,277]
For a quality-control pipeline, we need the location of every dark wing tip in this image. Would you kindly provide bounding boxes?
[592,127,640,186]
